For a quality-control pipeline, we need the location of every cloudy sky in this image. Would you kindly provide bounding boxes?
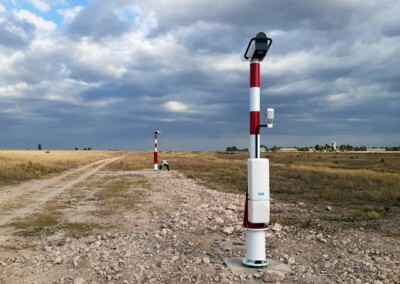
[0,0,399,151]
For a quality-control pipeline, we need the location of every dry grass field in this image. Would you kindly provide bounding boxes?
[0,150,121,186]
[109,151,400,227]
[1,150,399,229]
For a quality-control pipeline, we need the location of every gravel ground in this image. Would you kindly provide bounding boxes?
[0,169,398,283]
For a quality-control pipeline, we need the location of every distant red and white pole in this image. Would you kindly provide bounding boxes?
[153,130,159,171]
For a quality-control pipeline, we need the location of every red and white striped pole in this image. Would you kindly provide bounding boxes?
[249,59,261,159]
[242,32,272,267]
[153,130,159,171]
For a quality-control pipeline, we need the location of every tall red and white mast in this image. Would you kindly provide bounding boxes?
[242,32,273,267]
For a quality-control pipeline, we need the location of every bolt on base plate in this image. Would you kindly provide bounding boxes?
[242,258,269,267]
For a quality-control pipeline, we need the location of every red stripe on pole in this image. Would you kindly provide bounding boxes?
[250,63,260,87]
[249,111,260,134]
[154,152,158,164]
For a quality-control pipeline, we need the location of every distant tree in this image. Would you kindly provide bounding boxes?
[354,146,367,151]
[38,143,42,150]
[83,148,87,151]
[271,146,279,152]
[385,146,399,151]
[88,147,92,151]
[314,144,320,151]
[75,147,79,151]
[226,146,239,152]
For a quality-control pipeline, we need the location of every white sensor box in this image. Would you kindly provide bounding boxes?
[248,158,270,224]
[248,158,269,201]
[248,200,270,224]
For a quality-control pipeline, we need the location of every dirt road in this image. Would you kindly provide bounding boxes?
[0,164,399,283]
[0,157,121,235]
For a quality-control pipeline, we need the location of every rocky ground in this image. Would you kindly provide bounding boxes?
[0,168,399,283]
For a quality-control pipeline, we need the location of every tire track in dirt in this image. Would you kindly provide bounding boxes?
[0,156,122,227]
[0,158,118,205]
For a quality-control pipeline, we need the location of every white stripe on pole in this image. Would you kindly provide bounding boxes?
[249,135,260,159]
[249,88,260,111]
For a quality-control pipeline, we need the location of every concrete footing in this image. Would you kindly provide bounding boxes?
[223,257,292,275]
[220,240,292,275]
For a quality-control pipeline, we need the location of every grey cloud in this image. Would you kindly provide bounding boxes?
[0,15,35,48]
[168,22,239,53]
[144,0,368,35]
[67,2,129,39]
[383,25,400,37]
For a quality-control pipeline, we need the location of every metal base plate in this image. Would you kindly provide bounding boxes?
[223,257,292,276]
[242,258,268,267]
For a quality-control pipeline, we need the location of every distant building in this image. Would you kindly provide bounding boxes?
[332,141,337,151]
[278,148,298,153]
[367,148,386,152]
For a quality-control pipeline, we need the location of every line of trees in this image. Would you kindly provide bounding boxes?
[37,144,92,151]
[383,146,400,151]
[225,146,246,152]
[226,144,400,152]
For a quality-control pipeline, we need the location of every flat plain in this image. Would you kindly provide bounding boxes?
[0,150,399,283]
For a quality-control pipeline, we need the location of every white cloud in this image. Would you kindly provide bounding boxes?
[267,80,326,96]
[71,38,131,79]
[326,93,347,103]
[57,6,83,23]
[27,0,50,12]
[0,82,29,99]
[14,9,56,32]
[323,84,397,107]
[163,101,189,113]
[268,51,314,76]
[0,51,31,82]
[115,5,158,36]
[40,78,100,105]
[0,4,5,13]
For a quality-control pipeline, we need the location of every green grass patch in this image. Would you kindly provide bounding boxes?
[9,212,104,237]
[349,206,391,221]
[10,212,61,237]
[60,222,104,236]
[96,176,151,215]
